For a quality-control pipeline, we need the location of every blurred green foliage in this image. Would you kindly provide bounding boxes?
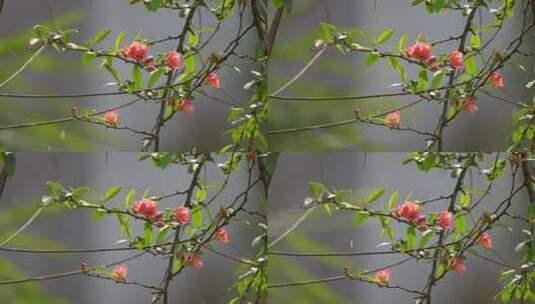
[0,11,108,150]
[0,201,70,304]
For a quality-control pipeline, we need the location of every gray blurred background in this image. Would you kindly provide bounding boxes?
[0,153,264,303]
[268,152,530,303]
[0,0,257,151]
[268,0,534,151]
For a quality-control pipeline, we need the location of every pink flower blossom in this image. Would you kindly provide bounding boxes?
[183,253,204,271]
[463,97,479,113]
[123,41,149,61]
[143,56,156,72]
[215,228,230,243]
[112,264,128,281]
[448,50,464,69]
[408,41,433,61]
[166,51,182,69]
[416,215,429,231]
[489,71,504,88]
[152,212,165,228]
[133,199,158,219]
[478,233,493,249]
[452,257,466,274]
[207,73,221,89]
[396,201,421,222]
[180,98,195,114]
[385,111,401,128]
[374,268,391,285]
[175,207,191,224]
[245,151,257,162]
[103,110,119,126]
[437,210,453,230]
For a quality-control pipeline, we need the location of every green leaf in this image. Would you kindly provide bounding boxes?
[419,229,434,248]
[195,187,207,203]
[92,209,107,222]
[366,52,381,66]
[191,207,203,229]
[156,226,170,244]
[1,152,16,177]
[374,28,395,45]
[217,0,236,20]
[46,181,62,195]
[434,0,445,11]
[132,65,143,90]
[470,34,480,49]
[323,204,332,216]
[90,29,111,45]
[103,185,122,201]
[272,0,285,8]
[144,222,153,246]
[355,211,370,225]
[417,69,428,91]
[173,259,183,273]
[82,52,96,64]
[387,191,399,210]
[406,226,416,249]
[104,64,121,82]
[116,213,132,237]
[398,33,408,53]
[309,182,327,199]
[124,189,136,208]
[367,187,385,204]
[188,32,199,47]
[464,54,477,76]
[460,192,471,208]
[115,31,126,51]
[431,70,444,89]
[454,214,466,235]
[148,69,163,88]
[183,54,196,76]
[319,22,337,40]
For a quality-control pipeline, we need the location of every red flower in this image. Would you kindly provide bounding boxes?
[152,212,165,228]
[133,199,158,219]
[175,207,191,224]
[374,268,391,285]
[166,51,182,69]
[407,42,433,61]
[452,257,466,274]
[489,71,504,88]
[180,98,195,114]
[123,41,149,61]
[396,201,421,222]
[207,73,221,89]
[463,97,478,113]
[416,215,429,231]
[245,151,257,162]
[103,110,119,126]
[427,56,439,72]
[437,210,453,230]
[478,233,492,249]
[215,228,230,243]
[143,56,156,72]
[112,264,128,281]
[385,111,401,128]
[448,50,464,69]
[183,253,204,271]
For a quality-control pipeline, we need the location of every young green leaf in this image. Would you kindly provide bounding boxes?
[367,187,385,204]
[374,28,395,45]
[132,65,143,90]
[104,185,122,201]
